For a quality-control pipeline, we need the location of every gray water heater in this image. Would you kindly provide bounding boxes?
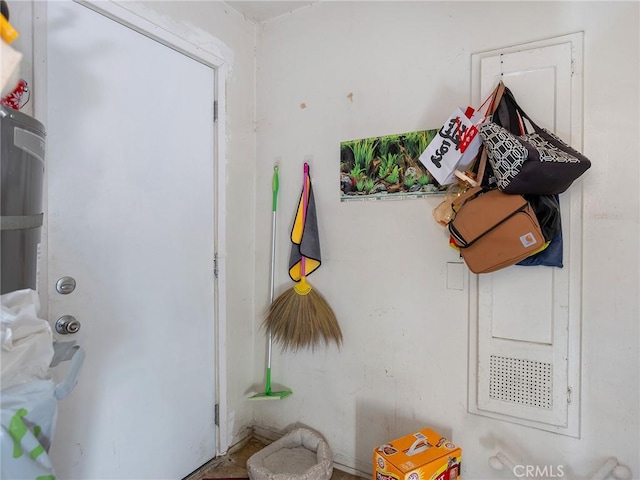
[1,106,46,294]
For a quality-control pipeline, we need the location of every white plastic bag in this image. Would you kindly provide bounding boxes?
[1,289,58,479]
[1,380,58,479]
[1,289,54,390]
[419,107,484,185]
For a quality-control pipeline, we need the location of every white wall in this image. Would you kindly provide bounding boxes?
[252,2,639,479]
[12,0,638,476]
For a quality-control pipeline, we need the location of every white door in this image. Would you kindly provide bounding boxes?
[468,34,583,437]
[46,1,217,477]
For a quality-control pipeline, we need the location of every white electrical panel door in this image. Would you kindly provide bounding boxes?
[469,34,583,437]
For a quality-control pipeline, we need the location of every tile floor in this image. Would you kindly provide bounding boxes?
[186,436,364,480]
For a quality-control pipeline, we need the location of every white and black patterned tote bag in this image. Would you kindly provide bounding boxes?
[479,90,591,195]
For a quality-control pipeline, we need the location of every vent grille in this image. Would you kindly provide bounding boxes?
[489,355,552,409]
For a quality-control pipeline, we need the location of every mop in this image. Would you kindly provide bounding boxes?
[249,166,292,400]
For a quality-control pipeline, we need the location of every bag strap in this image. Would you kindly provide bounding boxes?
[475,148,489,187]
[451,185,484,209]
[494,87,525,134]
[499,87,543,134]
[478,81,505,118]
[487,81,507,117]
[473,81,506,185]
[455,81,507,139]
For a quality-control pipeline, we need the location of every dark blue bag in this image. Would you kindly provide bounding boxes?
[517,231,563,267]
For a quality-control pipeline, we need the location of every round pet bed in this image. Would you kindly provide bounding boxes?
[246,427,333,480]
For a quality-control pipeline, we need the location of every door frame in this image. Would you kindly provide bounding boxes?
[468,32,584,438]
[32,0,230,456]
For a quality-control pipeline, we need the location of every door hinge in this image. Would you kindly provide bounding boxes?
[214,403,220,426]
[213,252,219,278]
[213,101,218,122]
[567,386,573,404]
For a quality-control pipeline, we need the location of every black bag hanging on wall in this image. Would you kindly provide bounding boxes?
[479,87,591,195]
[487,85,565,268]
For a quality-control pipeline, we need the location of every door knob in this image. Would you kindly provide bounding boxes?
[55,315,81,335]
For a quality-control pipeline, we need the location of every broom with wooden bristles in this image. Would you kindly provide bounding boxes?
[264,162,342,351]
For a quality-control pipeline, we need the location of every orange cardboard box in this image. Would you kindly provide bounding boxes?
[373,428,462,480]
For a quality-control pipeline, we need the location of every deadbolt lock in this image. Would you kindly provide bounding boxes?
[56,276,77,295]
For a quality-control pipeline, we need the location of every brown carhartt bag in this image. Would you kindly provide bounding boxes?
[448,186,544,274]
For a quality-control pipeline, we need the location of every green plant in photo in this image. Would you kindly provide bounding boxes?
[378,153,397,179]
[404,176,416,188]
[387,165,400,184]
[350,138,377,171]
[418,174,431,186]
[350,164,364,181]
[425,128,437,146]
[356,178,365,192]
[379,134,401,158]
[346,140,360,169]
[364,178,375,193]
[403,130,429,159]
